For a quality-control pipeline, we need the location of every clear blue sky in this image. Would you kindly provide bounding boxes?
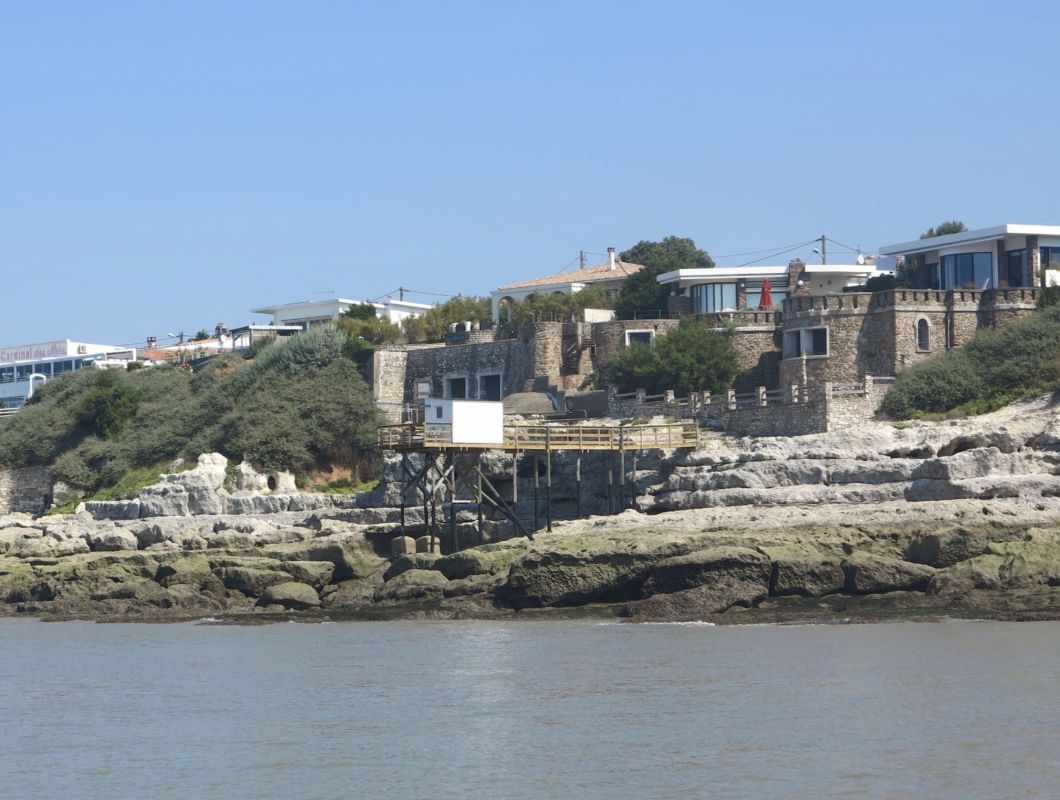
[4,1,1059,346]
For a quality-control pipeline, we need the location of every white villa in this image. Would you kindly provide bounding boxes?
[656,261,888,314]
[253,296,433,328]
[879,223,1060,290]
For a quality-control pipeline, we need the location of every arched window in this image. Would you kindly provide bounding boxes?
[916,318,930,351]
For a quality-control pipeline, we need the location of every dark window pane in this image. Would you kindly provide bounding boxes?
[811,328,828,355]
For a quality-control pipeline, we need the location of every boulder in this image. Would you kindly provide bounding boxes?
[234,461,269,492]
[843,554,936,594]
[375,569,448,602]
[390,536,417,557]
[443,572,502,597]
[434,545,526,581]
[262,534,386,581]
[929,555,1004,595]
[497,549,656,608]
[759,544,846,597]
[642,547,771,596]
[904,529,991,568]
[139,485,191,517]
[86,528,139,552]
[385,552,441,580]
[325,571,386,609]
[625,580,768,620]
[415,535,443,554]
[83,499,142,520]
[258,581,320,610]
[215,564,292,596]
[155,555,215,588]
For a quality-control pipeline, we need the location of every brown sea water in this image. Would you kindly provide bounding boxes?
[2,618,1058,799]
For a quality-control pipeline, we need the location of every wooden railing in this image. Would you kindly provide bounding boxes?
[378,421,700,452]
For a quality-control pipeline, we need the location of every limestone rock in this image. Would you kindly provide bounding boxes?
[642,546,771,596]
[625,580,768,620]
[843,554,935,594]
[155,555,215,588]
[86,528,138,552]
[498,549,656,608]
[258,581,320,610]
[83,499,142,520]
[234,461,269,492]
[760,544,846,596]
[262,533,386,581]
[385,552,441,580]
[434,545,526,581]
[375,569,448,602]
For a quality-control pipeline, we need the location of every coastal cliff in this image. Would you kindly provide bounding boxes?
[2,396,1060,623]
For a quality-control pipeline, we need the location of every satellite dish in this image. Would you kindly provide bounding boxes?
[857,254,866,265]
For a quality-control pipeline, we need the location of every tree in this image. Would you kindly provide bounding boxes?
[606,319,739,394]
[920,220,968,239]
[191,329,211,341]
[341,302,379,321]
[615,236,714,319]
[506,286,607,326]
[402,295,492,343]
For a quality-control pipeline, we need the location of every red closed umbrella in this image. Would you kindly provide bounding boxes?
[758,278,773,309]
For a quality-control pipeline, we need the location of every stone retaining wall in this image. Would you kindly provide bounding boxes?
[0,466,53,515]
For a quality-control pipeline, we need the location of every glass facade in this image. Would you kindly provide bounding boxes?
[938,252,993,290]
[691,283,737,314]
[1042,247,1060,272]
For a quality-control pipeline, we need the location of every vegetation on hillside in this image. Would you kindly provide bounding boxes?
[616,237,715,319]
[881,304,1060,418]
[919,220,968,239]
[606,318,739,394]
[503,285,607,326]
[402,295,492,343]
[0,326,382,492]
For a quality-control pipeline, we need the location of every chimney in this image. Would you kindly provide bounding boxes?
[608,247,617,271]
[146,336,157,349]
[787,258,810,297]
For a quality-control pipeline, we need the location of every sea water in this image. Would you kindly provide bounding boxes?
[1,618,1057,800]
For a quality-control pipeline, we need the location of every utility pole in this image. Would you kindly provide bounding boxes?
[579,250,586,269]
[399,286,406,301]
[819,235,827,265]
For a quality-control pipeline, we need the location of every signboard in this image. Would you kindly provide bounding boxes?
[0,341,69,363]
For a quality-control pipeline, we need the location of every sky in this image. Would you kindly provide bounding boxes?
[3,0,1060,347]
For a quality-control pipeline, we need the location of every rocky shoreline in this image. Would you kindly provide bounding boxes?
[2,397,1060,625]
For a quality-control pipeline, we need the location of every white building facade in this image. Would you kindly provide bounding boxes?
[879,223,1060,290]
[0,340,136,409]
[252,297,433,328]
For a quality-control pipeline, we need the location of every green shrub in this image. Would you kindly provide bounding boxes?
[607,319,739,395]
[881,304,1060,418]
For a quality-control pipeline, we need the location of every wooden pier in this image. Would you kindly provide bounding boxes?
[377,420,701,553]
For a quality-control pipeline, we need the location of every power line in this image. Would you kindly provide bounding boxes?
[732,239,821,268]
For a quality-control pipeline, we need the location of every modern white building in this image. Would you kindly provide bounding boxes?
[879,223,1060,290]
[0,340,136,409]
[252,296,433,328]
[656,261,887,315]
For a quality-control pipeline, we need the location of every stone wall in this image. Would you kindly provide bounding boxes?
[726,400,826,438]
[371,347,413,422]
[591,319,679,366]
[0,466,53,515]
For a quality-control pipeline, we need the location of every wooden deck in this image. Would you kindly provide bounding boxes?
[378,421,700,452]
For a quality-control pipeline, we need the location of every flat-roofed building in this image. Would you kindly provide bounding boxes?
[252,297,433,328]
[0,340,135,409]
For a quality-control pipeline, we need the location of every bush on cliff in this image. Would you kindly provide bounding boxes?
[881,303,1060,418]
[0,326,382,491]
[607,319,739,395]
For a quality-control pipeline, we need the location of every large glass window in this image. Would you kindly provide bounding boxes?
[1042,247,1060,272]
[691,283,737,313]
[745,280,787,310]
[940,252,993,290]
[782,327,828,358]
[0,367,13,383]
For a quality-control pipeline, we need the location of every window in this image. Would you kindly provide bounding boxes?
[1004,250,1027,288]
[783,327,828,359]
[435,405,444,420]
[916,319,930,351]
[445,376,467,399]
[1043,246,1060,272]
[625,330,654,346]
[691,283,737,314]
[478,373,502,401]
[940,252,992,290]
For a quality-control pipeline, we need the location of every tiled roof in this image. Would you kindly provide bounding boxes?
[497,261,646,291]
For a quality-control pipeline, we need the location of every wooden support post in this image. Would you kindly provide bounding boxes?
[631,449,638,509]
[477,453,484,542]
[575,454,582,519]
[446,453,457,553]
[533,455,540,532]
[512,453,519,503]
[618,428,626,511]
[607,453,614,515]
[545,428,553,533]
